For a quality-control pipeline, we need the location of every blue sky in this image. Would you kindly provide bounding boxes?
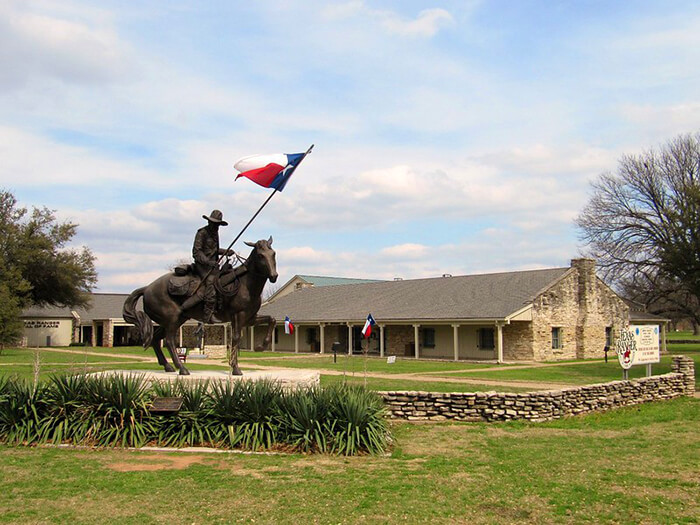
[2,1,700,292]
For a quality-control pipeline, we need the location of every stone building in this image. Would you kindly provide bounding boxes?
[256,259,665,362]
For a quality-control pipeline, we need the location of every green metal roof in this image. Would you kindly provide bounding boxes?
[297,275,384,287]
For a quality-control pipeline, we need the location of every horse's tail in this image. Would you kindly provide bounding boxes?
[122,286,154,348]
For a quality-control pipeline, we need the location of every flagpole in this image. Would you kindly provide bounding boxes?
[191,144,314,297]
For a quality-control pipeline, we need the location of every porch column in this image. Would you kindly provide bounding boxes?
[347,324,353,355]
[179,326,183,347]
[319,323,325,354]
[271,325,276,352]
[294,326,299,353]
[250,326,255,351]
[452,324,460,361]
[661,322,667,353]
[91,321,97,347]
[413,324,420,359]
[379,325,385,357]
[496,322,504,364]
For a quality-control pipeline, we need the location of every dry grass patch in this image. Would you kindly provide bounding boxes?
[105,452,213,472]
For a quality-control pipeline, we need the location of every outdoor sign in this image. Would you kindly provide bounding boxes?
[629,325,660,365]
[615,325,660,370]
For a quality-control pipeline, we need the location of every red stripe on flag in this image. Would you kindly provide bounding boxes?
[236,163,284,188]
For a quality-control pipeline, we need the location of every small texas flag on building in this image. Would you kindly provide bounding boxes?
[284,316,294,335]
[361,313,376,338]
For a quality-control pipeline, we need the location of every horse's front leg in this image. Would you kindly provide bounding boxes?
[165,326,190,376]
[229,313,244,376]
[253,315,276,352]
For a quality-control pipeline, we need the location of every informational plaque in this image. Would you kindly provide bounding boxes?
[150,397,184,414]
[616,325,660,370]
[629,325,660,366]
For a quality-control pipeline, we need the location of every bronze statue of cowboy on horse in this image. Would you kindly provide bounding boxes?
[123,209,278,376]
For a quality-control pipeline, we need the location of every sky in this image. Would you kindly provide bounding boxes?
[2,0,700,294]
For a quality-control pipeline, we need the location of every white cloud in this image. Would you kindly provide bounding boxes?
[380,243,429,260]
[382,8,454,38]
[0,1,132,91]
[322,2,454,38]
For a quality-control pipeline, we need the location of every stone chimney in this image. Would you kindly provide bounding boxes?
[571,258,597,358]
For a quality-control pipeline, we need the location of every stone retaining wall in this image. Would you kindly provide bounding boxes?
[380,356,695,422]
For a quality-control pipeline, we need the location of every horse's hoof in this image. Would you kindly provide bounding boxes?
[164,364,176,373]
[230,366,243,376]
[179,368,191,376]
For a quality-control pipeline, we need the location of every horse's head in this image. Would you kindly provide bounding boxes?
[244,236,278,283]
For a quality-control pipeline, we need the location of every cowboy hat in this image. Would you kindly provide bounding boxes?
[202,209,228,226]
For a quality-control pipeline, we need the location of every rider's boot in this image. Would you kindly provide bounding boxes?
[203,299,222,324]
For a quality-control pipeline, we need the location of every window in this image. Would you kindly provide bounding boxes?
[605,327,612,348]
[478,328,495,350]
[552,327,562,350]
[422,328,435,348]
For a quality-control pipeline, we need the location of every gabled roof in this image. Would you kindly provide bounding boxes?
[21,293,131,323]
[260,267,571,323]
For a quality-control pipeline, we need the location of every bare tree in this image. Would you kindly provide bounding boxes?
[576,133,700,329]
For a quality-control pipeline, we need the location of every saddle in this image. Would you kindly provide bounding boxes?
[168,273,202,297]
[168,264,245,298]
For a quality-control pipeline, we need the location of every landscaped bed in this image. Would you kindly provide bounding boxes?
[0,374,390,455]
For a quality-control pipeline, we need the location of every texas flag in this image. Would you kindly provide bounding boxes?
[234,152,306,192]
[284,316,294,335]
[361,313,376,338]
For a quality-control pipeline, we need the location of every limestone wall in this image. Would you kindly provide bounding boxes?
[525,260,628,361]
[380,356,695,422]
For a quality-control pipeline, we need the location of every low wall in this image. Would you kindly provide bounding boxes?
[380,356,695,422]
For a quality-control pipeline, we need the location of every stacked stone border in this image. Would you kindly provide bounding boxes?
[380,356,695,422]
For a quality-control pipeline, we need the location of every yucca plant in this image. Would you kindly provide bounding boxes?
[207,379,246,447]
[234,379,282,450]
[0,377,51,445]
[153,380,217,448]
[326,383,391,455]
[42,374,93,444]
[207,379,282,450]
[82,373,154,447]
[276,386,333,453]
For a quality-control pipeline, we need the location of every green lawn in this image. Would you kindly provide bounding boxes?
[1,397,697,524]
[442,353,700,387]
[665,330,700,341]
[319,374,532,393]
[237,354,498,374]
[0,348,139,365]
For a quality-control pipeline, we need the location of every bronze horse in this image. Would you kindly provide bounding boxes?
[122,238,278,375]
